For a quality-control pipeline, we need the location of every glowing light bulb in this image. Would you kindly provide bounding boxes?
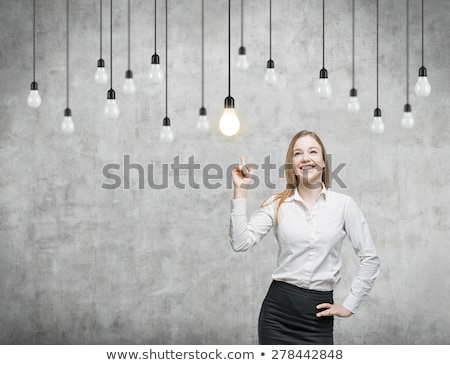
[347,88,360,113]
[219,97,240,137]
[104,89,120,119]
[122,70,136,95]
[61,108,75,134]
[264,60,277,86]
[149,54,163,85]
[237,46,249,71]
[197,107,210,133]
[415,67,431,97]
[401,104,415,129]
[27,82,41,108]
[160,117,174,143]
[370,108,385,134]
[94,59,108,85]
[316,69,332,99]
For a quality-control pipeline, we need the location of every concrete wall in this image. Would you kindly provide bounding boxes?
[1,0,449,344]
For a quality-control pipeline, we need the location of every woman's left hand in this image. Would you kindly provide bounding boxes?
[316,303,353,318]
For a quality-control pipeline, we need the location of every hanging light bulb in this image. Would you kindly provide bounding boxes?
[28,82,41,108]
[28,0,41,108]
[160,117,174,143]
[94,0,108,85]
[197,107,210,133]
[348,88,360,113]
[149,0,164,85]
[347,0,359,113]
[317,0,331,99]
[264,60,278,86]
[237,46,249,71]
[95,59,108,84]
[104,89,120,119]
[236,1,249,71]
[370,108,384,134]
[415,0,431,97]
[220,0,240,137]
[415,66,431,97]
[61,108,75,134]
[401,104,415,129]
[122,70,136,95]
[316,68,332,98]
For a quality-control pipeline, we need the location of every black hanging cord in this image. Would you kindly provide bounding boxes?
[269,0,272,60]
[228,0,231,97]
[110,0,113,89]
[352,0,355,88]
[127,0,130,70]
[165,0,168,117]
[66,0,69,108]
[406,0,409,104]
[376,0,379,108]
[201,0,204,108]
[240,0,244,47]
[421,0,424,67]
[322,0,325,69]
[33,0,36,82]
[100,0,102,59]
[154,0,157,54]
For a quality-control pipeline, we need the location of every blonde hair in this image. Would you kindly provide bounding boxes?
[266,130,330,225]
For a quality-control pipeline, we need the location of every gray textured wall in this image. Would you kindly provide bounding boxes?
[1,0,449,344]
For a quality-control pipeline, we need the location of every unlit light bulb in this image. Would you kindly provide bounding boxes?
[94,59,108,85]
[122,70,136,95]
[370,109,385,134]
[160,118,174,143]
[401,104,415,129]
[415,66,431,97]
[316,69,332,99]
[27,82,41,108]
[104,90,120,119]
[149,54,163,85]
[197,108,209,133]
[347,88,360,113]
[264,60,277,86]
[61,108,75,134]
[237,47,249,71]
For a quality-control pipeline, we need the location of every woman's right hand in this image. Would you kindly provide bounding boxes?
[232,156,254,199]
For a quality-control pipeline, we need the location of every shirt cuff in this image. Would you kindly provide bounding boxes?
[342,293,361,314]
[231,199,247,215]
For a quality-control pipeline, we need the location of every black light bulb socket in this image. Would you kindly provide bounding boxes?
[151,54,160,65]
[319,68,328,79]
[97,58,105,68]
[418,66,427,77]
[163,117,171,126]
[30,81,38,90]
[107,89,116,100]
[238,46,246,55]
[224,96,235,108]
[199,107,207,116]
[374,108,382,117]
[404,103,412,112]
[125,70,133,79]
[266,59,275,69]
[64,107,72,117]
[350,88,358,97]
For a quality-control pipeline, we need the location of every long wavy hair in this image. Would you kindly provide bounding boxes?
[268,130,330,225]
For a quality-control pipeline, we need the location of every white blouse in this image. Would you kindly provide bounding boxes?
[229,185,380,313]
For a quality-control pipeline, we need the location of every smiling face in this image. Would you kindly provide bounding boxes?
[292,135,326,188]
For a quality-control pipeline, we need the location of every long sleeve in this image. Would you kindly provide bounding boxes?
[342,197,381,314]
[229,198,275,252]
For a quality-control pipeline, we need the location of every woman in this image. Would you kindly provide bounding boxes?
[229,130,380,345]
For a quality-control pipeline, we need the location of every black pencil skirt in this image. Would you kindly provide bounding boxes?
[258,280,334,345]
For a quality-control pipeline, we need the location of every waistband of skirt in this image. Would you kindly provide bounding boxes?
[271,280,333,297]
